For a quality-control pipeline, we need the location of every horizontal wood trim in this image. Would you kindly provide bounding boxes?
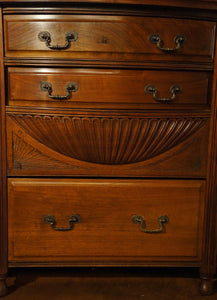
[2,6,217,23]
[1,0,217,11]
[5,106,211,117]
[8,261,202,267]
[3,58,215,71]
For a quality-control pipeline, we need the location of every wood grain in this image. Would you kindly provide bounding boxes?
[7,68,211,109]
[8,179,205,263]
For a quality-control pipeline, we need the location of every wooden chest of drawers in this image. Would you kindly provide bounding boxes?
[1,0,217,297]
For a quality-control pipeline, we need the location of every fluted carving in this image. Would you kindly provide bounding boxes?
[12,133,80,170]
[9,114,207,165]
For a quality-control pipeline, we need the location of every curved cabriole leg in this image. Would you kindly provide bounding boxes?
[0,276,8,297]
[199,276,214,296]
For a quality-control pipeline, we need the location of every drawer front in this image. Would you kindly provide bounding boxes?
[7,112,209,178]
[7,68,211,109]
[8,179,205,263]
[4,15,215,63]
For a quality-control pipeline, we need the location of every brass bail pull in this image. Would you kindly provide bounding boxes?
[44,214,81,231]
[132,215,169,233]
[145,84,182,103]
[149,34,186,52]
[38,31,78,50]
[40,81,79,101]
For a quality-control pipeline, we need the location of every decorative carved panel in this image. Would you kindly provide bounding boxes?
[8,114,207,165]
[12,133,80,170]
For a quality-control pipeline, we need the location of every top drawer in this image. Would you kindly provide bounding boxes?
[4,15,216,63]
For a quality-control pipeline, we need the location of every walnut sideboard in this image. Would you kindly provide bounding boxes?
[0,0,217,296]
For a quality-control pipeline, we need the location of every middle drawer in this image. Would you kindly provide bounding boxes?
[7,68,211,110]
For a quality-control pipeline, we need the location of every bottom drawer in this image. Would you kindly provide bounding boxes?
[8,179,205,264]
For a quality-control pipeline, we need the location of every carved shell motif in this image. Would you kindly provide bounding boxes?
[9,114,206,165]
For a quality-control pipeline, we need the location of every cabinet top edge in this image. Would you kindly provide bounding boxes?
[1,0,217,11]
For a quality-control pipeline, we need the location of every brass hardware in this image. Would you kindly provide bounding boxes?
[149,34,186,52]
[132,215,169,233]
[145,84,182,103]
[40,81,78,100]
[38,31,78,50]
[44,214,81,231]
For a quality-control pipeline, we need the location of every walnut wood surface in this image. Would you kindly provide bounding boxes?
[0,0,217,296]
[4,15,215,63]
[7,68,211,109]
[8,178,205,263]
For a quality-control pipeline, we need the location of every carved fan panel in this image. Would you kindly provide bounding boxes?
[8,114,206,165]
[12,133,80,170]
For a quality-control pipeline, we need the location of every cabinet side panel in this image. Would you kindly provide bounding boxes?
[0,6,8,295]
[200,28,217,294]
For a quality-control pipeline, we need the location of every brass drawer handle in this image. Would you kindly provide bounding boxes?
[149,34,186,52]
[40,81,78,100]
[132,215,169,233]
[145,84,182,103]
[44,214,81,231]
[38,31,78,50]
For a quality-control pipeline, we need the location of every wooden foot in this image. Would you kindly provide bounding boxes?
[199,277,214,296]
[0,278,8,297]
